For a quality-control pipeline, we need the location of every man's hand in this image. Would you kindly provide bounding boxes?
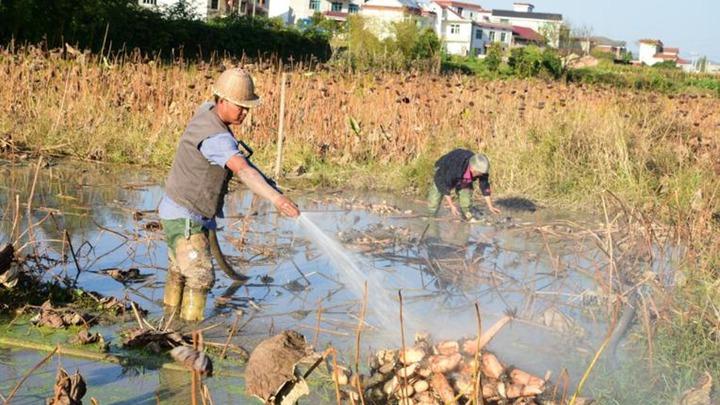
[274,195,300,218]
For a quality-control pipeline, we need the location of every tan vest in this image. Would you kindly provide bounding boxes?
[165,102,233,219]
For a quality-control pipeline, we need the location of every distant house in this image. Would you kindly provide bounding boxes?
[489,2,562,47]
[432,0,490,22]
[425,1,474,55]
[572,36,627,59]
[422,0,546,56]
[471,22,513,55]
[511,25,544,47]
[270,0,362,24]
[138,0,263,19]
[638,39,689,67]
[359,0,427,40]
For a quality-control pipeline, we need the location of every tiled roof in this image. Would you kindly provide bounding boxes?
[512,25,544,42]
[492,9,562,21]
[653,53,679,61]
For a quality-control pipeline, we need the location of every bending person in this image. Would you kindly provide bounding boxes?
[428,149,501,221]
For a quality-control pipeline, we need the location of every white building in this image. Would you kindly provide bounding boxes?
[425,1,473,55]
[472,22,512,55]
[489,2,562,47]
[638,39,689,67]
[269,0,362,24]
[138,0,263,19]
[359,0,426,40]
[432,0,490,23]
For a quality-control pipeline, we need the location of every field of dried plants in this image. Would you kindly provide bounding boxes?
[2,45,719,207]
[2,44,720,402]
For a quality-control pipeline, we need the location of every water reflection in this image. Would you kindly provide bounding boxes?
[0,161,679,402]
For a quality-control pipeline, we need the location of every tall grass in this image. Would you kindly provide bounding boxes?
[2,46,720,401]
[2,46,718,207]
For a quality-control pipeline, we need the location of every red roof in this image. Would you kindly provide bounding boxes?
[512,26,544,42]
[663,47,679,54]
[653,53,679,61]
[323,10,348,19]
[677,58,691,65]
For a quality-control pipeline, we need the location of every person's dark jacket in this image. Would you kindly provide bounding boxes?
[433,149,491,196]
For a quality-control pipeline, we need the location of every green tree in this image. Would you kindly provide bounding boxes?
[484,42,503,72]
[412,28,440,60]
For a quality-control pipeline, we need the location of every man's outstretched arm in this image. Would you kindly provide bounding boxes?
[226,155,300,217]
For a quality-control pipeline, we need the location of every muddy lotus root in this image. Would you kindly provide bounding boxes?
[359,335,552,405]
[245,330,314,404]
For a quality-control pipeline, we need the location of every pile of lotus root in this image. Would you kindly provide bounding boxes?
[335,333,554,405]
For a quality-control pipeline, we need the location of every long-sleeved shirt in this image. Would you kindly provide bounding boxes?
[433,148,491,197]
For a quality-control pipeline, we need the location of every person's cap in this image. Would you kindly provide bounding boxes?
[469,153,490,174]
[212,68,261,108]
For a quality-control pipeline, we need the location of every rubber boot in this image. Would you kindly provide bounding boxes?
[180,287,209,322]
[163,271,184,317]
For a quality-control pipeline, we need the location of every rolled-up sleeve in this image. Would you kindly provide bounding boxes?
[199,132,242,167]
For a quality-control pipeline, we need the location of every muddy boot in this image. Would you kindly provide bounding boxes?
[163,270,185,317]
[180,287,209,322]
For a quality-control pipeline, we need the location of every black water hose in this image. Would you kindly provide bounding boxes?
[208,229,248,282]
[607,291,639,362]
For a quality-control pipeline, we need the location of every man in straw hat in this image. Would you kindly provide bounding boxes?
[428,149,501,221]
[158,68,300,322]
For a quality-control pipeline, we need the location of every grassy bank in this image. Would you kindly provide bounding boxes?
[1,47,719,402]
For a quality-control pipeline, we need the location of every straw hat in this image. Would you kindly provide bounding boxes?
[212,68,261,108]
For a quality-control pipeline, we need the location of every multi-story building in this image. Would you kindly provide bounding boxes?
[359,0,428,39]
[421,0,548,56]
[489,2,562,47]
[269,0,362,24]
[638,39,689,67]
[138,0,266,19]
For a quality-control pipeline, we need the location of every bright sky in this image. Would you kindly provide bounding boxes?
[477,0,719,62]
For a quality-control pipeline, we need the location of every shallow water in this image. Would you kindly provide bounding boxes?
[0,160,678,403]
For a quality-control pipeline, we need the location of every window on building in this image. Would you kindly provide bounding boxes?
[457,7,463,14]
[500,32,506,42]
[489,31,495,41]
[142,0,157,4]
[210,0,219,9]
[349,4,359,13]
[475,29,482,40]
[331,2,342,11]
[309,0,320,10]
[450,24,460,34]
[500,18,509,24]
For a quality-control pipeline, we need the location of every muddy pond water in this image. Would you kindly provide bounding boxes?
[0,160,677,403]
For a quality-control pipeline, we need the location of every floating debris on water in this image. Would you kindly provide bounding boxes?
[48,368,87,405]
